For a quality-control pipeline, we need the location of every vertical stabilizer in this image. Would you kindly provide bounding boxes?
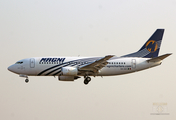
[122,29,164,58]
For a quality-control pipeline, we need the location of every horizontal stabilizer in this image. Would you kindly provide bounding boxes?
[147,53,172,62]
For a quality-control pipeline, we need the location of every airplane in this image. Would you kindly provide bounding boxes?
[8,29,172,85]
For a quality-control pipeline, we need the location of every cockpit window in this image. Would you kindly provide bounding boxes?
[15,61,23,64]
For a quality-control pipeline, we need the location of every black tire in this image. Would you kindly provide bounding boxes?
[84,80,89,85]
[84,77,91,85]
[25,79,29,83]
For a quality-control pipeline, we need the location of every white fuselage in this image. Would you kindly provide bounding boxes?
[7,29,170,84]
[8,56,162,77]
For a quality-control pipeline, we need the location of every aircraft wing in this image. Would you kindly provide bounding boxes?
[79,55,114,72]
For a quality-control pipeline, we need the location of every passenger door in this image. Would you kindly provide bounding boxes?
[131,59,136,69]
[30,58,35,68]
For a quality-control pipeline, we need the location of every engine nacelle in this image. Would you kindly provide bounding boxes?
[61,67,78,76]
[58,76,75,81]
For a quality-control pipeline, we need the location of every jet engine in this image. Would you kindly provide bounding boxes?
[58,76,80,81]
[61,67,78,76]
[58,76,75,81]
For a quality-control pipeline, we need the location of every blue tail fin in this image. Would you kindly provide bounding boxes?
[122,29,164,58]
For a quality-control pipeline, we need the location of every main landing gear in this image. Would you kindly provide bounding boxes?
[84,77,91,85]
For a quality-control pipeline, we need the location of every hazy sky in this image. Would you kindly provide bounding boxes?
[1,0,176,120]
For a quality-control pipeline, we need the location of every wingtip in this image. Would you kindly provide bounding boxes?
[106,55,115,57]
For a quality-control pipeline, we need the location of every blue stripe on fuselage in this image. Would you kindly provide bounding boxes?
[38,57,101,76]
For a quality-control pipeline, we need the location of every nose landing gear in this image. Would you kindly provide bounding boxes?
[25,79,29,83]
[84,77,91,85]
[19,74,29,83]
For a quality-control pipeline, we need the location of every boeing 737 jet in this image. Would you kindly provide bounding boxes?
[8,29,172,85]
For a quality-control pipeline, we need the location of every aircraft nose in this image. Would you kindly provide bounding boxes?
[8,65,15,72]
[8,65,12,72]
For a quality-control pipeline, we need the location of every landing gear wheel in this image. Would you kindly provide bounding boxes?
[84,80,89,85]
[25,79,29,83]
[87,77,91,82]
[84,77,91,85]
